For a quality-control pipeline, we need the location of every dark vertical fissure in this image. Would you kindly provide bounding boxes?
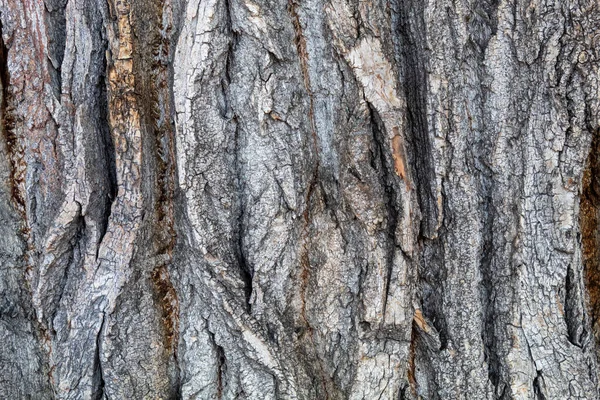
[533,370,547,400]
[468,1,502,393]
[0,18,9,119]
[478,74,502,397]
[44,0,68,99]
[0,17,9,150]
[234,120,253,311]
[581,129,600,351]
[221,0,235,121]
[92,313,106,400]
[366,102,398,319]
[0,17,24,213]
[564,263,584,348]
[406,322,418,396]
[96,40,118,252]
[223,0,253,311]
[391,0,450,356]
[479,173,501,389]
[391,0,436,238]
[419,237,450,352]
[206,323,227,399]
[477,62,500,389]
[216,344,226,399]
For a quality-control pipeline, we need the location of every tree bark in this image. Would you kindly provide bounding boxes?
[1,0,599,398]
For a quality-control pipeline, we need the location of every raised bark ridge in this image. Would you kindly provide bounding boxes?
[0,0,599,399]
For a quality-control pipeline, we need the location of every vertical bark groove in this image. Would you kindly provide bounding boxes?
[44,0,67,99]
[582,129,600,352]
[0,18,23,214]
[92,313,106,400]
[367,102,399,320]
[95,53,118,254]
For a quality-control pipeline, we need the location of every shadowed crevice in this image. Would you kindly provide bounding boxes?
[465,0,500,53]
[581,129,600,352]
[366,102,398,320]
[92,313,106,400]
[222,0,253,312]
[44,0,68,99]
[0,18,24,213]
[216,344,226,399]
[151,265,180,355]
[96,45,118,251]
[565,263,586,348]
[391,0,438,239]
[533,370,547,400]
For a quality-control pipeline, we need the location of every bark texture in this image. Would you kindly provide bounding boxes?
[1,0,600,398]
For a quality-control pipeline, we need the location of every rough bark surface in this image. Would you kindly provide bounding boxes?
[1,0,599,398]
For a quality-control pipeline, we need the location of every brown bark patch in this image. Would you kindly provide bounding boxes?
[391,127,412,190]
[392,135,407,179]
[151,265,179,354]
[0,21,25,214]
[407,322,418,395]
[581,130,600,345]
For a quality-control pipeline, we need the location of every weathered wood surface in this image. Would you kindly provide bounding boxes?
[1,0,599,398]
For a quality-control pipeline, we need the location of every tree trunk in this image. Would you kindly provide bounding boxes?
[1,0,599,398]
